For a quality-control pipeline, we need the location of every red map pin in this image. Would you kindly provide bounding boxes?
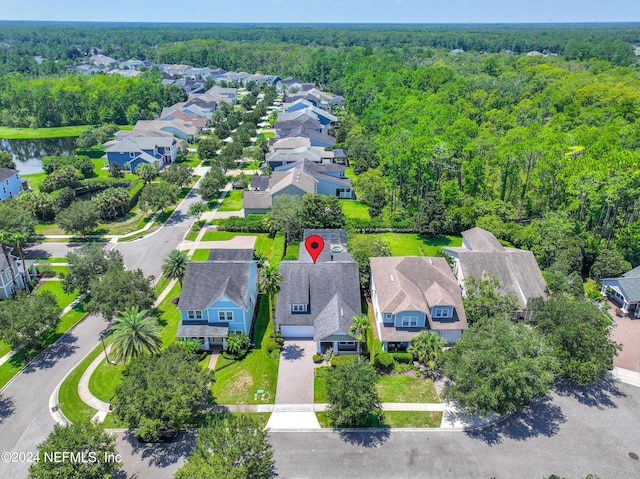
[305,235,325,264]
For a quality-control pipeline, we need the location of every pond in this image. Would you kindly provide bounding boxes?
[0,137,78,174]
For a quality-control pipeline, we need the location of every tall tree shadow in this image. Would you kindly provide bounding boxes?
[281,344,304,361]
[466,396,566,446]
[554,376,625,409]
[337,427,391,448]
[125,429,197,469]
[0,395,16,425]
[21,333,78,372]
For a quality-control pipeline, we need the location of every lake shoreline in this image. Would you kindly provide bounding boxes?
[0,125,92,139]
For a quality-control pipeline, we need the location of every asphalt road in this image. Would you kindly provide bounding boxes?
[0,314,108,479]
[0,185,205,478]
[109,379,640,479]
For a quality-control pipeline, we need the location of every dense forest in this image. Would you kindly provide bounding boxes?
[1,22,640,281]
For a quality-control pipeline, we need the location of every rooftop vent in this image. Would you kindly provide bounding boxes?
[390,274,395,282]
[340,308,344,317]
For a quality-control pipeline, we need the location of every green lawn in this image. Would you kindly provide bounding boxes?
[314,367,330,403]
[345,167,356,180]
[352,233,462,256]
[89,360,125,403]
[36,281,77,310]
[376,375,439,403]
[200,232,274,260]
[49,265,69,277]
[0,340,10,358]
[257,131,275,139]
[315,411,442,428]
[241,161,261,171]
[154,275,171,296]
[0,125,92,139]
[28,257,67,263]
[217,190,244,212]
[285,241,300,259]
[210,296,279,404]
[21,172,47,192]
[341,200,371,220]
[191,249,210,261]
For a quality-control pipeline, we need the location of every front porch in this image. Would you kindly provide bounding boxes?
[602,286,639,318]
[318,339,358,355]
[177,323,229,351]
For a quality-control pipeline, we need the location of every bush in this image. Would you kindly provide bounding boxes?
[283,254,297,261]
[54,186,76,211]
[265,339,280,353]
[218,214,268,232]
[330,355,359,367]
[275,332,284,346]
[42,155,94,178]
[75,147,105,158]
[391,352,413,364]
[374,351,395,371]
[270,348,281,359]
[41,166,80,193]
[313,354,324,363]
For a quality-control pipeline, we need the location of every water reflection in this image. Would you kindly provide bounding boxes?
[0,137,78,174]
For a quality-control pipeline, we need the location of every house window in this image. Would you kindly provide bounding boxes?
[218,311,233,321]
[187,310,203,320]
[291,304,308,313]
[433,307,452,319]
[384,313,393,321]
[401,316,418,327]
[129,152,135,158]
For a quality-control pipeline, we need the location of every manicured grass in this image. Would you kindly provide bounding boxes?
[285,241,300,260]
[184,231,198,241]
[376,375,439,403]
[352,233,462,257]
[210,295,279,404]
[0,125,92,139]
[201,231,239,241]
[341,200,371,220]
[58,339,108,424]
[181,153,201,168]
[36,281,77,310]
[217,190,244,212]
[57,297,90,332]
[241,161,261,171]
[28,257,67,263]
[49,265,69,277]
[89,360,125,403]
[153,282,183,348]
[191,249,210,261]
[201,232,274,260]
[315,411,442,428]
[257,131,275,139]
[314,366,329,403]
[153,275,171,296]
[21,172,46,192]
[0,340,10,358]
[345,167,356,180]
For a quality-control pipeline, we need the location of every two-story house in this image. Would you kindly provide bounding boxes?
[0,168,24,200]
[176,249,258,351]
[276,230,361,354]
[370,256,468,351]
[105,136,178,173]
[601,266,640,318]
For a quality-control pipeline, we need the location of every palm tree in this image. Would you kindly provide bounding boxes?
[161,249,189,286]
[187,201,208,221]
[109,306,162,364]
[258,265,283,341]
[0,231,19,294]
[349,313,371,356]
[226,332,250,356]
[409,331,446,371]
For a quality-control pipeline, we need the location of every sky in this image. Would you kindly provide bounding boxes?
[0,0,639,24]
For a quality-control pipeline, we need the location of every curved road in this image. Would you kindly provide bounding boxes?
[0,181,206,478]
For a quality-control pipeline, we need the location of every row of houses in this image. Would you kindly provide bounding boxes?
[103,85,238,173]
[174,227,554,354]
[243,87,352,214]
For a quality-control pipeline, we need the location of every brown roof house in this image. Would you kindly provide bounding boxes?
[370,256,468,351]
[443,227,547,321]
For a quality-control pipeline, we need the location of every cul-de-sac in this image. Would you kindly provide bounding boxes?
[1,9,640,479]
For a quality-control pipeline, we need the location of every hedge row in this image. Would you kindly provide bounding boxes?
[75,147,106,158]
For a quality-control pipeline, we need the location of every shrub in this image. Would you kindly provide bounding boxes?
[265,339,279,353]
[54,186,76,211]
[330,355,359,367]
[391,352,413,364]
[218,214,268,232]
[275,332,284,345]
[374,351,395,371]
[312,354,324,363]
[270,348,281,359]
[283,254,297,261]
[41,166,80,193]
[75,147,106,158]
[42,155,94,178]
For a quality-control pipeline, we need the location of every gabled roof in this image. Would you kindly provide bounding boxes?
[275,159,346,175]
[281,127,336,147]
[370,256,467,330]
[299,229,349,263]
[275,259,361,342]
[250,175,270,191]
[444,228,547,308]
[0,168,19,182]
[105,136,175,153]
[269,169,317,196]
[208,249,254,261]
[269,137,312,151]
[178,260,253,311]
[603,266,640,302]
[243,191,271,209]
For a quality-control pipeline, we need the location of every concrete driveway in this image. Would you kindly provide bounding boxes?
[274,340,316,404]
[267,340,320,430]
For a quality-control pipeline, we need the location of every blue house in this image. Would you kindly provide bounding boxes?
[0,168,23,200]
[176,249,258,351]
[105,136,178,173]
[275,159,354,199]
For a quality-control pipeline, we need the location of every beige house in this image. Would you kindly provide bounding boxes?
[370,256,468,351]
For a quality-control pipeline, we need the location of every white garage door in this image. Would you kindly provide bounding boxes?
[280,325,314,338]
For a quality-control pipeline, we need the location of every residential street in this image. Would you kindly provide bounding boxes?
[0,313,107,479]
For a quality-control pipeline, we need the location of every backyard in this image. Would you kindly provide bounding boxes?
[352,233,462,256]
[341,200,371,220]
[217,190,244,212]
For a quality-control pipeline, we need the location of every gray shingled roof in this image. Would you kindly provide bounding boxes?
[0,167,18,182]
[461,227,505,252]
[177,261,252,311]
[370,256,467,331]
[299,229,349,263]
[275,259,361,342]
[208,249,254,261]
[604,266,640,302]
[243,191,271,209]
[250,176,270,191]
[269,169,317,196]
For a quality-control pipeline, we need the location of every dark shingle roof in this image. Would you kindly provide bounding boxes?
[177,261,252,311]
[604,266,640,302]
[208,249,254,261]
[275,259,361,341]
[299,229,349,263]
[0,168,18,182]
